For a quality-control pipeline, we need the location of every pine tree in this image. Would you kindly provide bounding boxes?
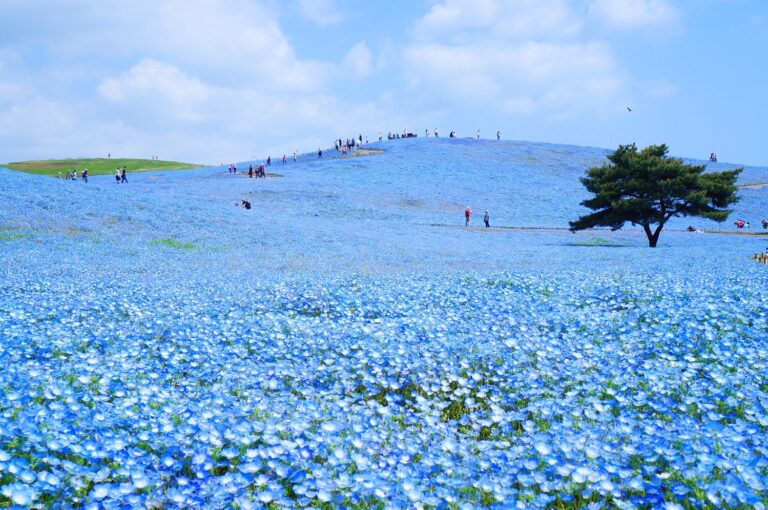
[570,144,741,247]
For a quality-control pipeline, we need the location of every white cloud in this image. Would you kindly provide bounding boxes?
[343,42,373,79]
[588,0,679,29]
[99,59,210,105]
[0,0,329,91]
[404,40,622,118]
[404,0,625,119]
[297,0,345,27]
[413,0,582,41]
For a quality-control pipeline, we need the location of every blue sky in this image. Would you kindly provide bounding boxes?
[1,0,766,166]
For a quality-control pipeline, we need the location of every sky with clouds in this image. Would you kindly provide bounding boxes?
[1,0,766,165]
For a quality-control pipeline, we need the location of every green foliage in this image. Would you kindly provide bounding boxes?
[570,144,741,247]
[2,158,203,177]
[152,238,197,250]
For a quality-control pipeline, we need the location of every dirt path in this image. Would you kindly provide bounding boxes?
[422,223,768,237]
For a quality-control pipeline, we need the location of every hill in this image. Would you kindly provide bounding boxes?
[1,157,204,177]
[1,138,767,508]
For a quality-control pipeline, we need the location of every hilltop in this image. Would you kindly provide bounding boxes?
[1,157,204,177]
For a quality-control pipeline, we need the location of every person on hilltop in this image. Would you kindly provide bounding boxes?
[282,155,286,164]
[318,148,323,159]
[464,206,471,227]
[497,130,501,141]
[266,156,271,166]
[248,164,253,178]
[484,210,490,228]
[293,150,297,162]
[476,129,480,139]
[434,128,439,137]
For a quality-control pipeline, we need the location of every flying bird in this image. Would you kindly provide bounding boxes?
[626,106,633,112]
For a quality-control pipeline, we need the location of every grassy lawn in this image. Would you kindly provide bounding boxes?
[1,158,205,177]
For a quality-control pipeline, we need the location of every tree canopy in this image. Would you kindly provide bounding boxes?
[569,144,741,247]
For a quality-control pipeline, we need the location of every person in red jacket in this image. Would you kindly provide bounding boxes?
[464,207,471,227]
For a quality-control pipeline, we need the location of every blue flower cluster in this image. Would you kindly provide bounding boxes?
[1,139,767,508]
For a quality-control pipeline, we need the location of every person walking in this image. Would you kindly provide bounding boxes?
[282,155,286,164]
[318,148,323,159]
[496,130,501,141]
[120,167,128,183]
[464,207,471,227]
[115,168,121,183]
[483,210,490,228]
[476,129,480,139]
[82,169,88,183]
[293,150,297,162]
[266,156,271,166]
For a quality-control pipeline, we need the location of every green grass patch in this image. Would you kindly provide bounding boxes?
[0,226,26,242]
[0,232,25,242]
[152,238,197,250]
[2,158,205,177]
[567,237,629,248]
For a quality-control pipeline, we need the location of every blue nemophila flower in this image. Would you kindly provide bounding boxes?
[1,148,768,507]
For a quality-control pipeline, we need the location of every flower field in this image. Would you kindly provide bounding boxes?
[1,138,767,508]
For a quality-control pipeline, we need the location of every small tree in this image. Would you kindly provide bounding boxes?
[570,144,741,247]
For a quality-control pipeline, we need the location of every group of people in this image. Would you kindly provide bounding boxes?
[383,128,502,140]
[336,137,362,155]
[247,164,266,178]
[464,207,491,228]
[115,167,128,183]
[734,218,768,229]
[58,169,88,182]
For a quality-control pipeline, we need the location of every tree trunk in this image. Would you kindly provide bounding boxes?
[642,223,655,247]
[643,222,665,247]
[643,223,664,248]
